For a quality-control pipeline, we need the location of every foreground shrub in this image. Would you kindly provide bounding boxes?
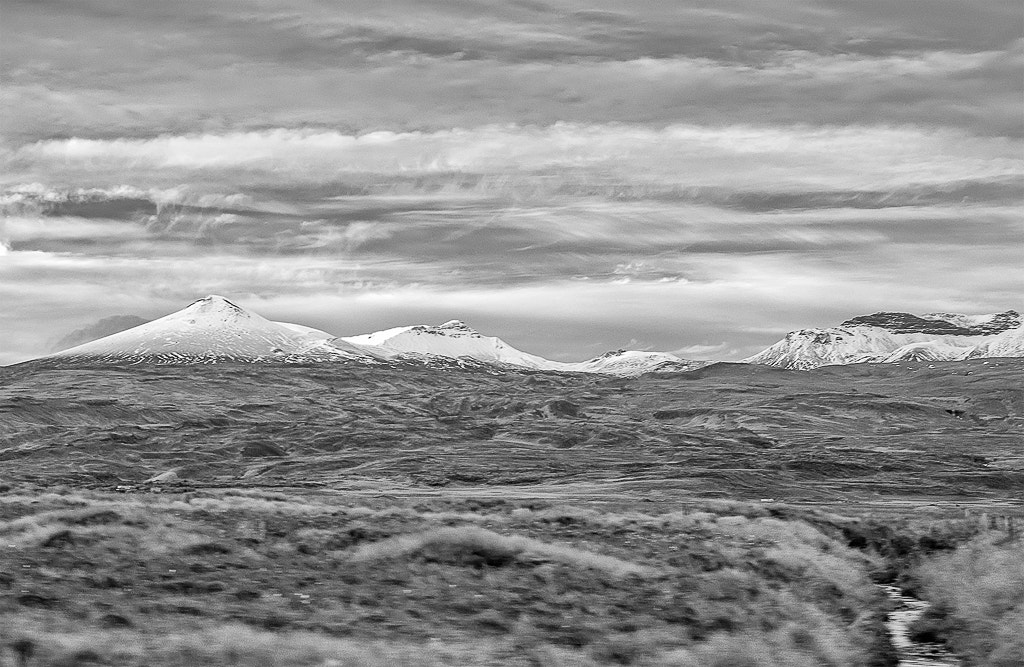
[912,534,1024,665]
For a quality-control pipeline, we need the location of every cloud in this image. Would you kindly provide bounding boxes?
[2,215,148,244]
[672,342,733,358]
[1,1,1021,366]
[7,124,1021,195]
[4,0,1021,142]
[3,0,1020,149]
[6,187,1019,281]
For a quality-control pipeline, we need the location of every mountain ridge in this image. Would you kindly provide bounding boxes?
[840,310,1020,336]
[40,296,703,376]
[31,299,1024,373]
[745,309,1023,370]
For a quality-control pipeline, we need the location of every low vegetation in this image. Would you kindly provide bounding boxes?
[0,486,901,666]
[910,533,1024,666]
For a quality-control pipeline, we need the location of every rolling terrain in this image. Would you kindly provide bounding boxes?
[1,354,1021,665]
[2,357,1021,506]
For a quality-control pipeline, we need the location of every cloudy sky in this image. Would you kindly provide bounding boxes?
[1,0,1021,365]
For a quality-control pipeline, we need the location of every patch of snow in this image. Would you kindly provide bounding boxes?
[882,341,975,363]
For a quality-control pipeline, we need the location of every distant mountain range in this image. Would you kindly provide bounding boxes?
[29,296,1023,374]
[42,296,706,376]
[743,310,1023,370]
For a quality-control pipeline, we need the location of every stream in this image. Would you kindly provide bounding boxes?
[881,585,960,666]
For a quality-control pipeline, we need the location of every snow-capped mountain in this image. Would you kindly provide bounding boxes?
[342,320,557,370]
[744,310,1023,370]
[48,295,378,364]
[40,297,704,375]
[570,349,709,376]
[343,321,704,376]
[37,298,1023,373]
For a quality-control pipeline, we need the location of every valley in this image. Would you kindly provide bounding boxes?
[2,358,1021,504]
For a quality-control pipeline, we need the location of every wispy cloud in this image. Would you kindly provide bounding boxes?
[7,124,1021,192]
[3,1,1022,141]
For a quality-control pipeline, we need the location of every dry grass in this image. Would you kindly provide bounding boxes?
[0,623,487,667]
[0,623,877,667]
[0,491,906,666]
[911,533,1024,665]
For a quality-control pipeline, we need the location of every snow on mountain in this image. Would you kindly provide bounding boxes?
[275,321,333,339]
[42,302,700,376]
[342,320,557,370]
[37,297,1021,373]
[978,323,1024,358]
[571,349,710,376]
[343,320,706,376]
[48,296,378,364]
[881,341,975,363]
[745,310,1022,370]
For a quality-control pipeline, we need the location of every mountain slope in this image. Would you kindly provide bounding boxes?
[343,320,557,370]
[48,296,377,364]
[745,310,1022,370]
[570,349,709,376]
[977,323,1024,358]
[343,321,705,376]
[40,301,703,375]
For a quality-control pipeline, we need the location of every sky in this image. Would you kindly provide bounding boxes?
[1,0,1022,365]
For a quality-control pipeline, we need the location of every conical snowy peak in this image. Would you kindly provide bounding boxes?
[47,296,377,365]
[745,309,1023,370]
